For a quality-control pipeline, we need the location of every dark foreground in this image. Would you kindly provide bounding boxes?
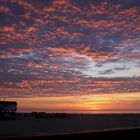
[1,128,140,140]
[0,114,140,139]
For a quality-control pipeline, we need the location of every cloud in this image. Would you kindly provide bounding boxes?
[99,69,114,75]
[0,0,140,97]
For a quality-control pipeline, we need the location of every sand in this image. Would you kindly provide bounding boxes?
[0,114,140,138]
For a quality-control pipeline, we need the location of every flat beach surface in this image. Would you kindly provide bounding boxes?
[0,114,140,139]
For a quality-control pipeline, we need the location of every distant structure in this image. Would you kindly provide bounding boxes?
[0,101,17,120]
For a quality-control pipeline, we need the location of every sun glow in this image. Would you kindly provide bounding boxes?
[4,92,140,113]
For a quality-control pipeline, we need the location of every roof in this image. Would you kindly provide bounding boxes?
[0,101,17,105]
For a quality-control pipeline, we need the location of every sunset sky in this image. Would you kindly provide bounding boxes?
[0,0,140,113]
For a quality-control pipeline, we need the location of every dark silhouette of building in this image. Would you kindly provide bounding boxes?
[0,101,17,120]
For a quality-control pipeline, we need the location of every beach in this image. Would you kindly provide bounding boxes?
[0,114,140,139]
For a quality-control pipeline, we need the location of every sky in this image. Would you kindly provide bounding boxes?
[0,0,140,113]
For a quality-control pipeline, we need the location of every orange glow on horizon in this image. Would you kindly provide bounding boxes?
[4,92,140,113]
